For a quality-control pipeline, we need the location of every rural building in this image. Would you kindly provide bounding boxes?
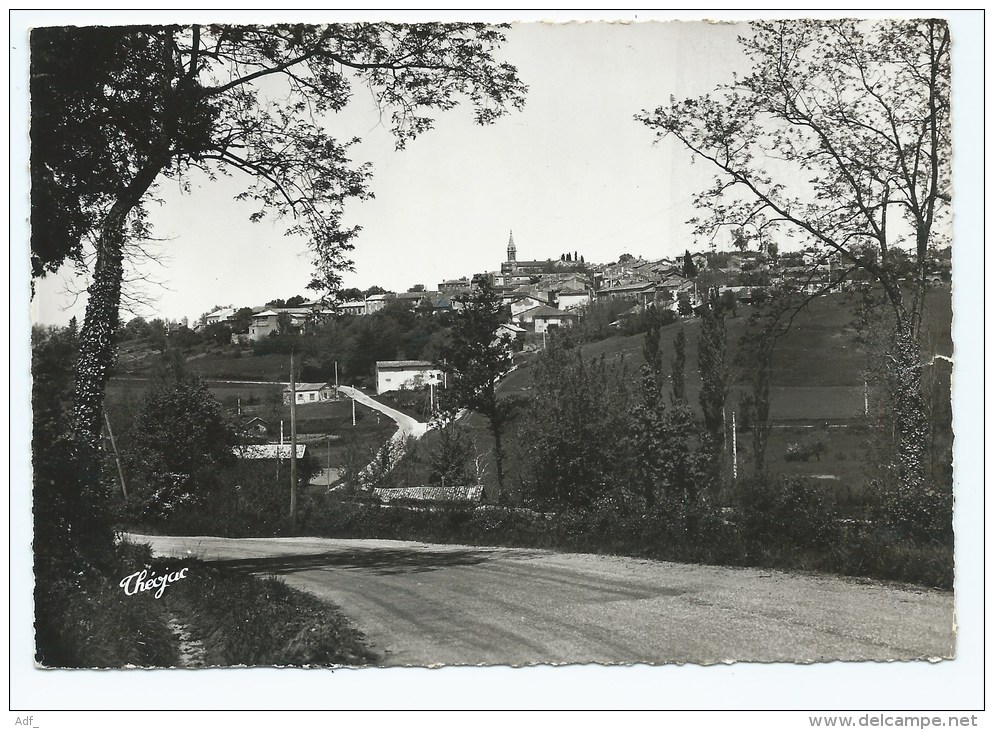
[249,309,279,339]
[530,305,577,333]
[596,282,657,306]
[240,415,269,436]
[335,300,366,316]
[510,294,549,322]
[204,307,236,326]
[495,322,526,349]
[283,382,336,405]
[556,289,591,310]
[375,360,443,395]
[395,290,437,310]
[438,277,472,294]
[248,307,312,340]
[364,293,392,315]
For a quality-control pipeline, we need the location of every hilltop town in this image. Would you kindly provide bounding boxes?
[185,231,952,349]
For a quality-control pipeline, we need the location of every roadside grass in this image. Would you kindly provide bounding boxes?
[298,492,953,590]
[40,540,381,668]
[374,389,434,422]
[34,541,178,668]
[155,556,378,667]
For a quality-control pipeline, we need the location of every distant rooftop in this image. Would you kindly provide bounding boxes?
[233,444,307,459]
[375,360,437,369]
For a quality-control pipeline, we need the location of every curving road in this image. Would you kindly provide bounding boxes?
[337,385,429,441]
[131,534,955,667]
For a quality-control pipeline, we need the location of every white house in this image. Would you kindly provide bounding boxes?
[365,293,392,315]
[205,307,236,326]
[530,305,577,333]
[248,307,312,340]
[248,310,279,340]
[510,294,548,323]
[556,289,591,311]
[283,382,336,405]
[375,360,443,395]
[336,300,366,316]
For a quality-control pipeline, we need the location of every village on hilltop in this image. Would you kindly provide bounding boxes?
[194,230,952,348]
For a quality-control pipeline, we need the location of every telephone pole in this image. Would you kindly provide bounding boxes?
[103,411,128,502]
[731,410,738,482]
[289,350,299,529]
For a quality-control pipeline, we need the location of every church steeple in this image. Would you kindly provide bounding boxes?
[507,230,517,263]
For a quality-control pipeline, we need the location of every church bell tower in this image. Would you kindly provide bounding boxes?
[507,230,517,264]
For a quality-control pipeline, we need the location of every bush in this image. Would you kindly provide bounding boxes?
[733,475,841,554]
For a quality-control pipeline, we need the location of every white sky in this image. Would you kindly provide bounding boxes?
[29,18,751,326]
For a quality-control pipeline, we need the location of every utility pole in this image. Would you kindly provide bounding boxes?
[334,361,339,399]
[289,350,299,529]
[731,410,738,482]
[103,411,128,502]
[864,380,869,417]
[352,396,356,426]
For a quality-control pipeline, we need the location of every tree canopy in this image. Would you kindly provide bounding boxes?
[438,280,514,497]
[30,21,527,557]
[32,23,528,285]
[637,19,949,338]
[637,19,950,494]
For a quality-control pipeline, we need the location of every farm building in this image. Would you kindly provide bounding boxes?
[375,360,443,395]
[283,382,336,405]
[240,415,269,436]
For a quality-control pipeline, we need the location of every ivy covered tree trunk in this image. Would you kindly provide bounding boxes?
[891,329,929,495]
[71,161,167,556]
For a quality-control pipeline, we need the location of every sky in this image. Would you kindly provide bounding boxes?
[28,16,751,326]
[20,10,975,330]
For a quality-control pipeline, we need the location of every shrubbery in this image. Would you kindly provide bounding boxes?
[290,473,952,589]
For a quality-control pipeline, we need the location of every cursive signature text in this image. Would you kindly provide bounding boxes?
[119,567,189,599]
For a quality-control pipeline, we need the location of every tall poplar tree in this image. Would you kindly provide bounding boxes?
[638,18,950,495]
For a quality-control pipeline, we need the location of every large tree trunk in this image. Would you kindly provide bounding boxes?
[892,328,929,494]
[69,159,167,556]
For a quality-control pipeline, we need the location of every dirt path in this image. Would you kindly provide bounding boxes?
[131,534,956,668]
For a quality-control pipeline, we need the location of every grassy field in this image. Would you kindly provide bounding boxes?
[403,288,952,501]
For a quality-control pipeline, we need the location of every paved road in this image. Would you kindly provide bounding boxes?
[131,534,955,667]
[337,385,428,441]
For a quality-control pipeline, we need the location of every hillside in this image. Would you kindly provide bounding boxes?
[407,288,953,501]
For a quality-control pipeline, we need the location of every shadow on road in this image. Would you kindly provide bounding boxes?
[207,545,525,577]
